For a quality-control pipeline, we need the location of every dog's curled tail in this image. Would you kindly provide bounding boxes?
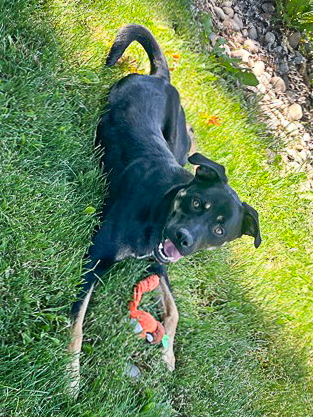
[106,24,170,81]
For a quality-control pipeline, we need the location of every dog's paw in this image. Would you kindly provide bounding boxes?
[163,348,176,372]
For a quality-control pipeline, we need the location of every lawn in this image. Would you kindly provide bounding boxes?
[1,0,313,415]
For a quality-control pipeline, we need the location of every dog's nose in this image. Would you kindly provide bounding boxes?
[176,228,193,248]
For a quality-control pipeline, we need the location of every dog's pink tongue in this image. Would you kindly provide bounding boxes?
[163,239,183,262]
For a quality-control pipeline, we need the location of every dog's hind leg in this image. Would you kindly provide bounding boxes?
[158,275,179,371]
[67,282,95,398]
[147,264,179,371]
[67,253,114,397]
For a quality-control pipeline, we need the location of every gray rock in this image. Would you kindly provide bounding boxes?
[265,31,276,44]
[233,14,244,30]
[223,6,234,17]
[271,76,286,92]
[248,26,258,40]
[243,39,259,53]
[242,29,248,37]
[125,364,141,379]
[222,1,233,6]
[209,33,219,46]
[214,6,227,21]
[288,32,301,49]
[279,61,289,74]
[286,90,297,102]
[293,52,305,64]
[273,46,283,54]
[223,18,241,31]
[262,2,275,13]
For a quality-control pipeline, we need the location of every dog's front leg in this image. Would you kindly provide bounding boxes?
[157,275,179,372]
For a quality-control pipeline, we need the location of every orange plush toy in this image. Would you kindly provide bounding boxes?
[129,274,165,344]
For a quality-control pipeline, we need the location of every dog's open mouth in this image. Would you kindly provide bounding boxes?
[154,239,184,263]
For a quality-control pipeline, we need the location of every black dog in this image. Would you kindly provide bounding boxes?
[68,24,261,393]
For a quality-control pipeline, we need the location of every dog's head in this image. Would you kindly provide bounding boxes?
[154,153,261,263]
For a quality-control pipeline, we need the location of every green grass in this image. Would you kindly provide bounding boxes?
[1,0,313,415]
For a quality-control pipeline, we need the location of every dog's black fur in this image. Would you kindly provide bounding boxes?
[71,24,261,319]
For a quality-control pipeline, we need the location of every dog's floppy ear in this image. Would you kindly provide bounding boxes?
[241,202,261,248]
[188,152,228,183]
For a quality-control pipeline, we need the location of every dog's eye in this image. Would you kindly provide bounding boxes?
[214,226,224,236]
[192,198,201,209]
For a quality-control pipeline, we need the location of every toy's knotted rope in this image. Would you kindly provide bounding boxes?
[129,274,166,344]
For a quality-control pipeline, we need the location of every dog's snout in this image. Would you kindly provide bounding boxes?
[176,228,193,248]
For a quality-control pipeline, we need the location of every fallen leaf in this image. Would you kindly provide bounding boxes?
[200,113,223,126]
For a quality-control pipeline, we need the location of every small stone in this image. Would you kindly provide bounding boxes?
[286,89,297,102]
[233,14,244,30]
[259,71,271,86]
[223,6,234,17]
[231,48,250,62]
[243,39,259,53]
[308,171,313,180]
[268,117,280,128]
[285,122,299,136]
[299,150,309,161]
[209,33,219,46]
[242,29,248,37]
[257,83,266,94]
[295,143,304,151]
[288,32,301,49]
[279,61,289,74]
[269,98,284,108]
[303,133,311,142]
[222,1,233,6]
[280,118,289,128]
[262,94,271,102]
[287,148,302,162]
[271,76,286,92]
[293,52,305,65]
[219,44,231,56]
[252,61,265,76]
[265,32,276,44]
[248,26,258,40]
[262,2,275,13]
[214,6,227,21]
[288,103,303,120]
[125,364,141,379]
[273,46,283,54]
[223,18,241,31]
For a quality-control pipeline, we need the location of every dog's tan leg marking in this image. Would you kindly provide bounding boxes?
[67,284,94,397]
[157,277,179,371]
[186,123,197,156]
